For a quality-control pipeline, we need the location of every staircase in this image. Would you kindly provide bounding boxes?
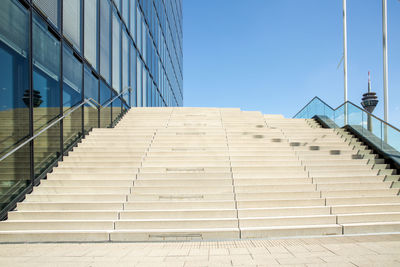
[0,107,399,242]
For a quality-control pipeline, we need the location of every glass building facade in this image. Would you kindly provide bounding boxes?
[0,0,183,216]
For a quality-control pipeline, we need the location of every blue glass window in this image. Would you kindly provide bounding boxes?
[100,0,111,84]
[84,0,98,69]
[63,0,81,51]
[112,10,121,92]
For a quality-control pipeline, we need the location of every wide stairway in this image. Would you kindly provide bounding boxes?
[0,107,399,242]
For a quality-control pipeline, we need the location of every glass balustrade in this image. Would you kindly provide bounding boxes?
[294,97,400,153]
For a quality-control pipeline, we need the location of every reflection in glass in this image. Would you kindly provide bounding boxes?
[137,57,142,106]
[136,7,142,53]
[32,13,61,177]
[63,0,81,51]
[122,0,129,27]
[100,81,111,128]
[63,45,82,150]
[0,0,31,210]
[84,0,98,69]
[112,11,121,92]
[122,30,129,93]
[130,0,136,43]
[100,0,111,84]
[130,43,137,107]
[84,67,99,132]
[112,91,121,123]
[33,0,59,29]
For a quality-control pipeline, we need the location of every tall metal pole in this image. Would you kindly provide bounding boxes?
[343,0,348,124]
[382,0,389,141]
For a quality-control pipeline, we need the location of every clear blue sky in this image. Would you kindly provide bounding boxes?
[182,0,400,127]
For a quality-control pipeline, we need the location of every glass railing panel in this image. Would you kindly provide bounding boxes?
[34,121,61,178]
[295,97,400,155]
[385,125,400,154]
[334,105,345,128]
[347,103,363,128]
[63,106,83,151]
[0,144,31,211]
[100,81,111,128]
[84,105,98,133]
[112,97,122,122]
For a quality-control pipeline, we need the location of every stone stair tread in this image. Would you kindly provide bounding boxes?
[2,108,400,242]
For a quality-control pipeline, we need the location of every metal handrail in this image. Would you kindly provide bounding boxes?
[294,96,400,133]
[101,87,132,108]
[0,87,132,163]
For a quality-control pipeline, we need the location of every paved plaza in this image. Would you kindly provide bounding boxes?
[0,234,399,266]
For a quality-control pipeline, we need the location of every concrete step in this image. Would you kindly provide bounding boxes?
[326,196,400,205]
[316,182,392,190]
[342,222,400,234]
[137,173,231,179]
[332,203,400,214]
[134,179,232,186]
[41,180,134,187]
[57,162,142,168]
[240,215,336,227]
[321,189,399,198]
[17,202,124,211]
[230,161,301,167]
[7,211,119,220]
[233,172,308,179]
[109,228,240,241]
[62,156,143,162]
[47,173,136,180]
[124,201,236,210]
[235,184,316,193]
[32,186,131,194]
[0,221,114,231]
[237,198,325,208]
[115,218,238,230]
[120,209,237,219]
[141,162,231,167]
[234,178,312,185]
[52,168,138,174]
[0,231,110,242]
[235,191,320,200]
[238,206,331,218]
[309,170,379,177]
[131,186,233,194]
[241,224,342,239]
[25,194,127,202]
[338,212,400,224]
[313,176,385,183]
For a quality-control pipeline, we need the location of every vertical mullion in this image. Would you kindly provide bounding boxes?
[120,20,123,114]
[81,0,85,135]
[60,0,64,159]
[97,0,101,128]
[110,5,113,126]
[28,3,34,185]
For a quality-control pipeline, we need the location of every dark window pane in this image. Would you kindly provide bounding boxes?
[99,80,111,127]
[63,0,81,51]
[84,0,98,69]
[111,91,121,124]
[122,29,129,95]
[100,0,111,84]
[33,0,59,29]
[112,10,121,92]
[63,45,82,150]
[84,66,98,131]
[129,42,136,107]
[0,0,31,210]
[32,13,61,177]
